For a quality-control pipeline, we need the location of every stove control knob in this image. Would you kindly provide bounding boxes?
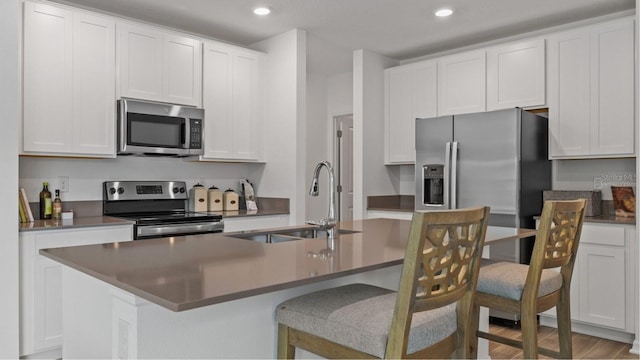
[117,187,125,195]
[109,187,116,195]
[179,187,186,193]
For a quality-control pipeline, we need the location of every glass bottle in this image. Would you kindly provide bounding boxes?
[52,189,62,220]
[39,182,52,220]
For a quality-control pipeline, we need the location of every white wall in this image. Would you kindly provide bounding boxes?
[303,71,355,222]
[0,0,20,356]
[327,72,353,117]
[552,158,636,200]
[252,29,307,225]
[353,50,398,219]
[305,74,329,221]
[19,157,256,204]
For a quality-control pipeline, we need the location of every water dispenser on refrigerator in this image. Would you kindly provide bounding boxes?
[422,164,444,206]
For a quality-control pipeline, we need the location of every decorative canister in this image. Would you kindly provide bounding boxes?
[207,186,224,212]
[223,189,239,211]
[188,184,208,212]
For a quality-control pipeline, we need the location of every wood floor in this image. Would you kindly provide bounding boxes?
[488,323,639,359]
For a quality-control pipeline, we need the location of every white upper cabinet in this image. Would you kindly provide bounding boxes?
[117,23,163,102]
[118,23,202,106]
[548,18,635,159]
[163,34,202,106]
[384,60,437,164]
[72,13,116,155]
[486,38,546,111]
[23,1,116,157]
[201,42,264,161]
[589,19,635,156]
[437,50,486,116]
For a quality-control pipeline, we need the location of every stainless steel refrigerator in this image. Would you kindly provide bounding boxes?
[414,108,551,320]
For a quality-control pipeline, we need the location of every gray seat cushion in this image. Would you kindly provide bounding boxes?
[276,283,456,358]
[477,261,563,301]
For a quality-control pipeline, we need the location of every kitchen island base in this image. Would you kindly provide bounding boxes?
[61,265,490,359]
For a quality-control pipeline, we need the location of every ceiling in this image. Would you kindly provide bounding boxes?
[54,0,634,74]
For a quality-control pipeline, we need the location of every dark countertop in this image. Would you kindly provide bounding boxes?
[19,209,290,232]
[533,214,636,225]
[205,208,290,218]
[40,219,535,312]
[581,215,636,225]
[19,197,290,232]
[19,216,134,232]
[369,195,635,226]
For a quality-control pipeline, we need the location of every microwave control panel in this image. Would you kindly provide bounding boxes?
[189,119,202,149]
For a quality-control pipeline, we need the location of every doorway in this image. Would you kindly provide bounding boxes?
[334,114,353,221]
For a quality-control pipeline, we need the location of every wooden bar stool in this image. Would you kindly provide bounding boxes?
[275,206,490,359]
[469,199,587,359]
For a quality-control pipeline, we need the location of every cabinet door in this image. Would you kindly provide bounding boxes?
[23,2,73,153]
[163,34,202,106]
[202,42,263,161]
[72,13,116,156]
[118,23,163,101]
[548,29,591,158]
[202,42,233,159]
[577,243,626,329]
[33,256,62,351]
[487,38,545,110]
[437,50,486,116]
[589,19,635,156]
[21,226,132,356]
[231,49,262,160]
[385,60,437,164]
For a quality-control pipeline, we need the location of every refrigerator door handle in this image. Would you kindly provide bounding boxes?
[451,141,458,209]
[444,142,451,209]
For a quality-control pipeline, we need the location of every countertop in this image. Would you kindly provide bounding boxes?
[368,195,635,225]
[40,219,535,312]
[18,208,290,232]
[19,216,134,232]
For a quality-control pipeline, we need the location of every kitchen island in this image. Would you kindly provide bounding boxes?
[41,218,535,359]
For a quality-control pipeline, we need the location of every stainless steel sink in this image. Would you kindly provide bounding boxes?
[227,228,361,244]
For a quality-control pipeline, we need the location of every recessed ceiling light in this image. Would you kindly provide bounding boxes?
[434,8,453,17]
[253,7,271,16]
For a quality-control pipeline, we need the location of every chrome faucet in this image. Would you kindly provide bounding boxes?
[306,161,337,240]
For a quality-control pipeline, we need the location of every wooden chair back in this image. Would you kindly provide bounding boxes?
[523,199,587,309]
[385,206,491,358]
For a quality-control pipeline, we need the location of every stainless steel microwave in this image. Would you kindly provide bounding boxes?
[118,98,204,157]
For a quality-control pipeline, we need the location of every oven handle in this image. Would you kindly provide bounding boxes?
[136,222,224,238]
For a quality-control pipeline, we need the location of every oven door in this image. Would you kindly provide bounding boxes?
[135,221,224,240]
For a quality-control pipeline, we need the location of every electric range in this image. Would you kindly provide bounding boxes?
[103,181,223,240]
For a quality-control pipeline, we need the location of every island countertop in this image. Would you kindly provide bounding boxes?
[40,218,535,312]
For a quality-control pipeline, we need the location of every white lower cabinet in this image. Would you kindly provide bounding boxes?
[539,222,636,342]
[366,210,413,221]
[223,215,289,232]
[20,225,133,357]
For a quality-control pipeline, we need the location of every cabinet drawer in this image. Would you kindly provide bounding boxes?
[580,224,625,246]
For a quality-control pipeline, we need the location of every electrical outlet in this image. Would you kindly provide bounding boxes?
[58,176,69,192]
